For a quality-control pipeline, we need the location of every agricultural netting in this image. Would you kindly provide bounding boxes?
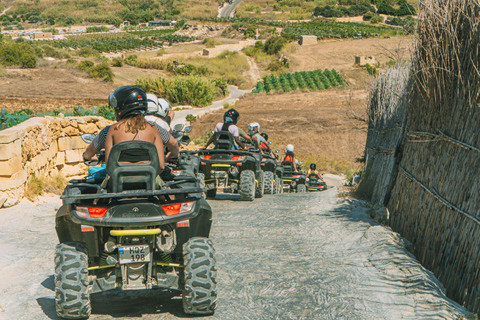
[252,69,346,94]
[0,106,114,130]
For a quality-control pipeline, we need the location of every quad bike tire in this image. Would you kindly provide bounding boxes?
[264,171,274,195]
[255,170,265,198]
[239,170,255,201]
[55,242,90,320]
[297,184,307,193]
[206,188,217,199]
[182,237,217,315]
[196,173,207,199]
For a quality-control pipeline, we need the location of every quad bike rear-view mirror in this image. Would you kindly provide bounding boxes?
[172,131,184,139]
[275,150,280,153]
[268,141,272,145]
[184,126,192,133]
[173,123,184,132]
[81,133,96,144]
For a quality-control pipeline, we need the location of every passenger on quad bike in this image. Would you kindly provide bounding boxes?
[145,94,175,133]
[204,108,245,150]
[259,132,276,158]
[55,85,217,319]
[82,90,179,163]
[308,163,324,182]
[280,144,297,166]
[247,122,266,146]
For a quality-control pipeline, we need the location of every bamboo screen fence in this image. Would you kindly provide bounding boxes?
[359,0,480,313]
[356,66,409,205]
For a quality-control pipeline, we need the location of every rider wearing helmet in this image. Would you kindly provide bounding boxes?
[104,86,165,171]
[280,144,297,167]
[308,163,324,181]
[204,108,245,149]
[259,132,276,158]
[82,86,179,162]
[145,95,174,133]
[247,122,265,147]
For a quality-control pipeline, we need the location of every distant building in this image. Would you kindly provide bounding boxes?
[299,35,317,45]
[148,20,176,27]
[355,56,376,66]
[33,32,53,40]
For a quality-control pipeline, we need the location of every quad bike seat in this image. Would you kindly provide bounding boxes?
[309,173,320,180]
[213,131,236,150]
[106,141,161,193]
[281,160,295,172]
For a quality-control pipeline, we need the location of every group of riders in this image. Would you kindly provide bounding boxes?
[81,85,323,185]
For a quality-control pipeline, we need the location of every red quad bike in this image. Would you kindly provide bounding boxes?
[197,131,264,201]
[281,160,307,193]
[54,140,216,319]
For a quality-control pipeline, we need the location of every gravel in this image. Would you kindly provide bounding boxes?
[0,190,470,319]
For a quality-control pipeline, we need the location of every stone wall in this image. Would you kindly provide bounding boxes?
[0,115,113,207]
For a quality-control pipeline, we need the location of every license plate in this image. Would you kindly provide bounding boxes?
[118,244,151,264]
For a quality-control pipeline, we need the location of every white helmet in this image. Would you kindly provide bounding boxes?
[248,122,260,134]
[286,144,294,153]
[157,98,172,118]
[146,93,159,115]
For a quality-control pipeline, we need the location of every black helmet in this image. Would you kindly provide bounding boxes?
[109,85,148,121]
[310,163,317,170]
[260,132,268,141]
[224,108,239,124]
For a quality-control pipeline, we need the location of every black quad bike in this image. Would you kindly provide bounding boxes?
[306,173,328,192]
[280,160,307,193]
[197,131,263,201]
[54,138,216,319]
[244,140,283,195]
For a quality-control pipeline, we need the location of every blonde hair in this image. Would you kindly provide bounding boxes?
[115,114,147,134]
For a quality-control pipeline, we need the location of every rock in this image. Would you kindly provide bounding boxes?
[0,195,7,208]
[3,198,19,208]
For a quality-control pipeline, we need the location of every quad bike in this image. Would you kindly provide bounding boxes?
[197,131,263,201]
[280,160,307,193]
[306,173,328,192]
[244,140,282,195]
[54,135,216,319]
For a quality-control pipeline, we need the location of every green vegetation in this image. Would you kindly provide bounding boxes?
[252,69,346,94]
[48,31,195,53]
[386,15,416,34]
[196,17,403,39]
[135,75,222,107]
[0,41,37,68]
[281,20,402,40]
[313,4,375,18]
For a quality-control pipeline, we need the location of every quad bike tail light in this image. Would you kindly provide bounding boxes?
[161,201,194,216]
[231,156,244,161]
[292,175,298,178]
[200,155,211,160]
[76,206,109,218]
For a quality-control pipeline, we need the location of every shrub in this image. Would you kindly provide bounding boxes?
[363,11,375,21]
[124,54,138,66]
[202,38,216,48]
[86,26,109,33]
[370,14,384,24]
[186,114,197,122]
[111,57,123,67]
[244,24,257,38]
[396,3,416,16]
[0,42,37,68]
[264,36,286,55]
[78,60,94,71]
[77,47,100,58]
[88,63,114,82]
[377,4,396,15]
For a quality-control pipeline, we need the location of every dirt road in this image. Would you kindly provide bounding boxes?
[0,190,470,319]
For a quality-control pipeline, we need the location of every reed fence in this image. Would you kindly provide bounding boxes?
[358,0,480,312]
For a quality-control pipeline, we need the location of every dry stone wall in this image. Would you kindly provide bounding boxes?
[0,115,113,207]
